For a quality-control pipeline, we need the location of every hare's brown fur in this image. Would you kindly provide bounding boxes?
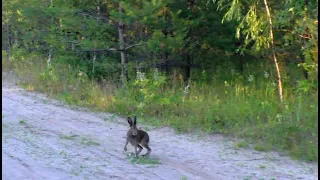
[124,116,151,157]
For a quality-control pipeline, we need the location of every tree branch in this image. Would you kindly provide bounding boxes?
[125,42,146,50]
[77,48,121,52]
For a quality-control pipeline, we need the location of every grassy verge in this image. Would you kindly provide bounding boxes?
[3,54,318,162]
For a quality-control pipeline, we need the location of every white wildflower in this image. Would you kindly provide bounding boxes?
[247,74,254,82]
[231,69,235,75]
[264,71,269,79]
[153,68,159,81]
[136,71,146,81]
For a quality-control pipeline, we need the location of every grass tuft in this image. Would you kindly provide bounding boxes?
[19,120,26,124]
[125,153,160,165]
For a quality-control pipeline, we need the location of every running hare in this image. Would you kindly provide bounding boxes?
[124,116,151,157]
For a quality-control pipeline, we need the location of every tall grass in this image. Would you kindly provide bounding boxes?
[5,53,318,161]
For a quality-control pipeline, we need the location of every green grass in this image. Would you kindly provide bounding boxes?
[125,153,160,165]
[2,54,14,70]
[254,142,272,152]
[60,133,100,146]
[235,141,249,148]
[104,114,117,122]
[81,137,100,146]
[181,176,188,180]
[19,120,26,124]
[6,54,318,162]
[60,134,79,140]
[259,164,266,169]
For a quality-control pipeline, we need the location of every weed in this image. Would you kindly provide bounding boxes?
[19,120,26,124]
[110,114,116,121]
[60,134,79,140]
[81,137,100,146]
[2,53,14,70]
[70,170,79,176]
[60,150,67,156]
[254,142,272,152]
[125,153,160,165]
[259,164,266,169]
[181,176,188,180]
[235,141,249,148]
[104,114,117,122]
[60,133,100,147]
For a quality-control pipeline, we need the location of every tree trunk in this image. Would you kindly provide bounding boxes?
[92,50,96,77]
[7,24,12,53]
[235,39,243,74]
[301,55,309,79]
[5,23,11,54]
[163,7,170,76]
[239,54,243,74]
[47,49,52,68]
[164,44,170,75]
[263,0,283,103]
[14,31,18,46]
[118,3,127,89]
[184,52,191,84]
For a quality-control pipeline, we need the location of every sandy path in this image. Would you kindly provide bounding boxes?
[2,73,318,180]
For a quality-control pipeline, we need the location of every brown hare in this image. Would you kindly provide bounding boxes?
[124,116,151,157]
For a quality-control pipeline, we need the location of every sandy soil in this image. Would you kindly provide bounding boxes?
[2,72,318,180]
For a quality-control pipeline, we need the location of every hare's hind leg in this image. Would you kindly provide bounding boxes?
[134,144,143,157]
[137,144,143,155]
[141,143,151,157]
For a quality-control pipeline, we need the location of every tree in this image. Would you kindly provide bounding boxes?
[212,0,286,102]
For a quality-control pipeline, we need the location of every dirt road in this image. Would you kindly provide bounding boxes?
[2,73,318,180]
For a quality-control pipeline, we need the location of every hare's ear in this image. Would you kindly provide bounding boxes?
[127,117,132,126]
[133,116,137,125]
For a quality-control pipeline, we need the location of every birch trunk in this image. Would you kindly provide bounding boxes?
[263,0,283,103]
[118,3,126,89]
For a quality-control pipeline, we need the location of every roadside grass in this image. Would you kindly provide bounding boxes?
[6,54,318,162]
[234,141,249,149]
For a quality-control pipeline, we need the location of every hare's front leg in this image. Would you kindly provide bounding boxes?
[134,145,138,157]
[124,140,128,151]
